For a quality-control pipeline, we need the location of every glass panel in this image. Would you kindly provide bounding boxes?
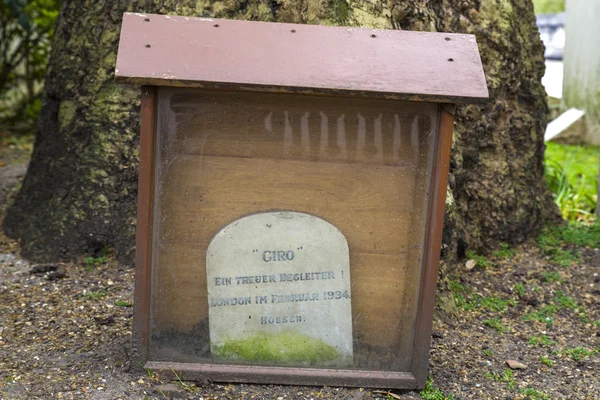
[149,88,438,371]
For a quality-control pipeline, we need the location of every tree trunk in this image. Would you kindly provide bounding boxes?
[3,0,558,263]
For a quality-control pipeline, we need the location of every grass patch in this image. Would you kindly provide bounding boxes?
[514,283,526,297]
[519,387,550,399]
[528,334,558,347]
[540,271,563,283]
[82,290,108,300]
[115,300,132,307]
[477,296,517,313]
[492,243,514,259]
[485,369,515,390]
[465,250,490,269]
[84,255,107,271]
[449,280,515,313]
[482,349,494,357]
[540,356,553,367]
[544,142,597,222]
[524,304,560,326]
[553,291,578,309]
[537,224,590,267]
[213,331,339,363]
[561,347,599,362]
[483,318,507,333]
[420,378,454,400]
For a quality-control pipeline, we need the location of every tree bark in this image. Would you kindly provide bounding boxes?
[3,0,558,263]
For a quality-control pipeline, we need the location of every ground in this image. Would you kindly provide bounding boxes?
[0,146,598,400]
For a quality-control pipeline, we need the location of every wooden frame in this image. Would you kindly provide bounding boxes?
[117,13,487,389]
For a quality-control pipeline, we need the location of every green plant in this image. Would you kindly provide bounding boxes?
[83,290,108,300]
[553,291,578,309]
[0,0,59,128]
[514,283,526,297]
[84,255,107,271]
[540,271,562,283]
[485,369,515,389]
[538,228,580,267]
[135,360,156,379]
[492,243,514,259]
[484,318,507,333]
[562,347,599,362]
[449,280,516,313]
[465,250,490,269]
[523,304,560,326]
[482,349,494,357]
[478,296,517,313]
[170,368,197,392]
[593,320,600,328]
[528,335,558,347]
[519,387,550,399]
[115,300,133,307]
[545,142,598,221]
[420,378,454,400]
[544,144,597,222]
[540,356,553,367]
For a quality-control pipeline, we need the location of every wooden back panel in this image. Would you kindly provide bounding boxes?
[149,89,438,370]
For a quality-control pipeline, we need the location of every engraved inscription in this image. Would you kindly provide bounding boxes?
[206,211,353,366]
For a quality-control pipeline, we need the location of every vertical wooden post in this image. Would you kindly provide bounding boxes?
[563,0,600,216]
[131,86,157,367]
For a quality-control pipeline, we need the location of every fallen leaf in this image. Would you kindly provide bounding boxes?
[466,259,477,270]
[505,359,527,369]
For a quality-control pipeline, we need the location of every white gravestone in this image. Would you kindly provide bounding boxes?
[206,211,353,366]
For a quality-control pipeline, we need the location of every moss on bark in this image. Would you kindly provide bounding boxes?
[3,0,558,264]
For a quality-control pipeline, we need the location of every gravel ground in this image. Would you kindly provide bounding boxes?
[1,147,599,400]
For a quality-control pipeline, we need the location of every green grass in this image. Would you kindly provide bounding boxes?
[420,378,454,400]
[213,332,339,363]
[540,271,563,283]
[83,290,108,300]
[449,280,516,313]
[115,300,132,307]
[485,369,515,390]
[553,291,578,309]
[84,255,107,271]
[519,387,550,399]
[514,283,526,297]
[524,304,560,326]
[543,222,600,248]
[465,250,490,269]
[536,222,600,266]
[484,318,507,333]
[492,243,514,259]
[533,0,564,13]
[482,349,494,357]
[528,334,558,347]
[524,292,581,326]
[544,143,598,222]
[562,347,599,362]
[540,356,553,367]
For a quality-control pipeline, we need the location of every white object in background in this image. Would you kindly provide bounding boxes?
[544,108,585,142]
[542,60,564,99]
